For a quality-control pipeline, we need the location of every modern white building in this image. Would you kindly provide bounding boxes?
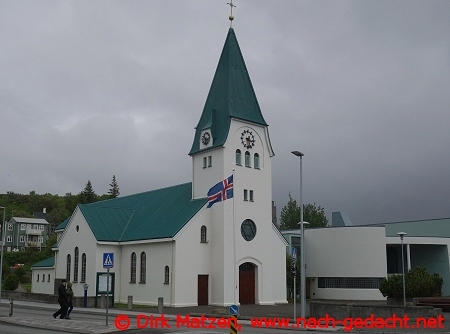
[283,213,450,300]
[39,27,288,307]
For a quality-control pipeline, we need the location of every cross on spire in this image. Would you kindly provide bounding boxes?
[227,1,236,27]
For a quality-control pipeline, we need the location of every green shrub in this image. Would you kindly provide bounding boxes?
[379,267,443,298]
[379,273,403,298]
[3,274,20,291]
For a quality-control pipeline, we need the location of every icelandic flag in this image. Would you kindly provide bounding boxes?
[207,175,233,208]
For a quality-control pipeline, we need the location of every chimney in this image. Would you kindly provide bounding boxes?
[43,208,46,214]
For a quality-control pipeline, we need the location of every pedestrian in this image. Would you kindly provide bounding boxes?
[65,281,74,319]
[53,279,68,319]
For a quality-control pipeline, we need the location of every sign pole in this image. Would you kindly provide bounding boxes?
[103,252,114,327]
[106,267,109,327]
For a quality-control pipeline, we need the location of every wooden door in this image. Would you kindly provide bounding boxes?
[239,263,255,304]
[197,275,209,305]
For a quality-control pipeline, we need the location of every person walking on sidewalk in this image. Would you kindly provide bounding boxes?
[65,281,74,319]
[53,279,68,319]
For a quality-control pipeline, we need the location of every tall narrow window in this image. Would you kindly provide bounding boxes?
[236,149,242,165]
[200,225,207,243]
[81,253,86,282]
[244,189,248,201]
[66,254,71,281]
[140,252,146,283]
[37,274,39,282]
[245,151,251,167]
[73,247,79,282]
[48,274,51,282]
[42,274,45,282]
[254,153,260,169]
[164,266,170,284]
[250,190,254,202]
[203,157,207,168]
[131,252,137,283]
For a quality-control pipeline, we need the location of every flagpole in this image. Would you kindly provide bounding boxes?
[232,168,237,305]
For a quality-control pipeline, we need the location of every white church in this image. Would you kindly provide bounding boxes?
[33,26,288,307]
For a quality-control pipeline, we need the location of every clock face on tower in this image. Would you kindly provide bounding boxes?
[240,129,255,149]
[201,132,211,145]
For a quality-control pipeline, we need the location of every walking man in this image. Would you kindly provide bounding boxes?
[53,279,68,319]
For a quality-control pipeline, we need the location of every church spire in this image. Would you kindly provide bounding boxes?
[189,28,267,156]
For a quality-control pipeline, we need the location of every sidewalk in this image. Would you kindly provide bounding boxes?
[0,299,448,333]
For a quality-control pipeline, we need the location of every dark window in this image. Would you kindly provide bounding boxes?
[73,247,79,282]
[236,149,242,165]
[245,151,251,167]
[200,225,207,243]
[131,252,137,283]
[81,253,86,282]
[66,254,71,281]
[164,266,170,284]
[140,252,146,283]
[254,153,260,169]
[318,277,383,289]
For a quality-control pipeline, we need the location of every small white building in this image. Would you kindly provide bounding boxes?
[31,257,55,295]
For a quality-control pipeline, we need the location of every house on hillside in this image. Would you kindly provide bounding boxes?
[3,217,50,251]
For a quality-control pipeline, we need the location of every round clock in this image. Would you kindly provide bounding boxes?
[241,219,257,241]
[240,130,255,149]
[201,132,211,145]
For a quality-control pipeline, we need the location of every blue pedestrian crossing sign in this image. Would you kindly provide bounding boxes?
[292,247,297,261]
[103,253,114,269]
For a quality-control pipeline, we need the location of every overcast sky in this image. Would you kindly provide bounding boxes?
[1,1,449,225]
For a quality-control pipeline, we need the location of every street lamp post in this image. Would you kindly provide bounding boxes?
[0,206,6,301]
[397,232,407,306]
[292,150,306,318]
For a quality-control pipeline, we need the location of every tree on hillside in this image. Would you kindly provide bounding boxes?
[80,180,97,204]
[108,175,120,198]
[279,193,328,230]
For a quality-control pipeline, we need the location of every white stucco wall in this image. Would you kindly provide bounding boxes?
[173,207,211,306]
[55,207,103,298]
[117,241,172,306]
[306,226,387,300]
[31,268,54,294]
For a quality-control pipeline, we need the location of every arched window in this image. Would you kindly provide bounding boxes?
[48,274,51,282]
[42,274,45,282]
[81,253,86,282]
[66,254,71,281]
[140,252,146,283]
[164,266,170,284]
[254,153,260,169]
[236,149,242,165]
[37,274,39,282]
[245,151,251,167]
[74,247,79,282]
[200,225,207,243]
[131,252,137,283]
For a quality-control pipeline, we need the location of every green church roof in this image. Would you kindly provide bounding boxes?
[189,28,267,155]
[32,257,55,268]
[73,183,207,242]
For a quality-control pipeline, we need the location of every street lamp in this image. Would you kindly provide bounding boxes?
[397,232,407,306]
[0,206,6,301]
[292,150,306,318]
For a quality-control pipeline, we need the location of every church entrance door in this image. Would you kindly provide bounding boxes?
[239,262,255,304]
